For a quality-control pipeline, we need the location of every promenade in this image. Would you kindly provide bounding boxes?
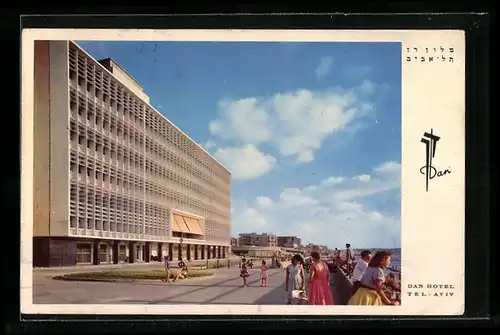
[33,262,290,305]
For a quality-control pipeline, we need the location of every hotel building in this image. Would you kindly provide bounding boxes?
[33,40,232,267]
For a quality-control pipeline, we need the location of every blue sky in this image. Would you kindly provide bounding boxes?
[77,40,402,248]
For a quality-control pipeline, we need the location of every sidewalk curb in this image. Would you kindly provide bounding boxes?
[53,273,216,284]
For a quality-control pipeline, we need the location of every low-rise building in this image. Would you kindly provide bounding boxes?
[238,233,277,247]
[277,236,301,248]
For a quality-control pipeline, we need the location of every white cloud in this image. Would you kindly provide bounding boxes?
[315,56,334,79]
[256,196,274,208]
[321,176,345,186]
[369,211,383,221]
[353,174,371,182]
[209,98,271,144]
[234,208,268,233]
[208,81,381,165]
[374,160,401,173]
[232,160,401,248]
[343,65,373,79]
[203,140,216,149]
[214,144,277,180]
[279,188,319,207]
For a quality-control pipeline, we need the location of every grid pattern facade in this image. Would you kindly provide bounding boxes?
[66,41,231,244]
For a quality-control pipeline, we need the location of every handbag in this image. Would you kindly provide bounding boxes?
[291,290,308,305]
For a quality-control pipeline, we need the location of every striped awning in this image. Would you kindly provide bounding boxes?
[171,214,204,236]
[184,216,204,235]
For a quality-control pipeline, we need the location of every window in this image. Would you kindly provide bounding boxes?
[99,244,108,263]
[70,216,77,228]
[76,243,92,263]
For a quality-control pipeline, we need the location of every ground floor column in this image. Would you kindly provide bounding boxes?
[177,244,182,260]
[194,245,198,260]
[112,241,119,264]
[128,242,136,263]
[93,240,100,265]
[158,243,163,262]
[145,242,151,263]
[222,246,226,258]
[168,243,173,261]
[201,245,205,259]
[212,246,216,259]
[207,245,211,259]
[186,243,191,260]
[217,246,221,259]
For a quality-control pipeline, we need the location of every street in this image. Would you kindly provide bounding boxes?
[33,265,289,305]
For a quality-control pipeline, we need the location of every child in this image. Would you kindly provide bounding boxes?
[240,262,250,287]
[285,254,305,304]
[162,255,171,283]
[260,260,269,287]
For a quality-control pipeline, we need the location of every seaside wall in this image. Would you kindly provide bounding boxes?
[331,269,354,305]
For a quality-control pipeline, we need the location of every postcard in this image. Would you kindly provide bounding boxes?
[21,28,465,316]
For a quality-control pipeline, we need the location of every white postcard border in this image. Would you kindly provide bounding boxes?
[21,29,465,316]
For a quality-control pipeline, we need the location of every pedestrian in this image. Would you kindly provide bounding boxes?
[260,260,269,287]
[162,255,171,283]
[173,262,189,282]
[285,254,305,304]
[307,251,334,305]
[348,251,400,306]
[240,262,250,287]
[351,250,372,295]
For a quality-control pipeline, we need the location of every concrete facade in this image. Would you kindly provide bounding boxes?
[277,236,301,248]
[231,246,282,259]
[33,41,232,267]
[238,233,277,247]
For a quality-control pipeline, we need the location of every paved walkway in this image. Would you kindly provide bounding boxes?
[33,257,240,274]
[33,265,289,305]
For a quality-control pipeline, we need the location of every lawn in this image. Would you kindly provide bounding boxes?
[54,269,214,282]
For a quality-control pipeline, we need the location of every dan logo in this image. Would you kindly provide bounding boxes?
[420,129,451,192]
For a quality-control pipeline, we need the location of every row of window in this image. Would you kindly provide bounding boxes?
[69,108,230,197]
[75,243,127,263]
[70,149,230,219]
[69,181,229,239]
[69,43,229,181]
[70,165,230,222]
[70,216,168,236]
[70,164,229,216]
[69,132,230,207]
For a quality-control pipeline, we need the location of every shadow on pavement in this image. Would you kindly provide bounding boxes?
[154,301,258,305]
[201,271,283,304]
[253,282,287,305]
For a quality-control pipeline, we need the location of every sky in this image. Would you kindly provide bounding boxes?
[77,40,402,249]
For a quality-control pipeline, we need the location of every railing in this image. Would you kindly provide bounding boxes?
[328,259,401,304]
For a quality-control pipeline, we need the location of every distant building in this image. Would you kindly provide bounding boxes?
[304,243,328,254]
[277,236,301,248]
[238,233,277,247]
[231,237,239,247]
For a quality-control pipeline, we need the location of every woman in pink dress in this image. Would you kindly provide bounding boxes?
[307,251,334,305]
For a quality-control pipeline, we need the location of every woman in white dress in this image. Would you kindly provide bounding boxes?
[285,254,305,304]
